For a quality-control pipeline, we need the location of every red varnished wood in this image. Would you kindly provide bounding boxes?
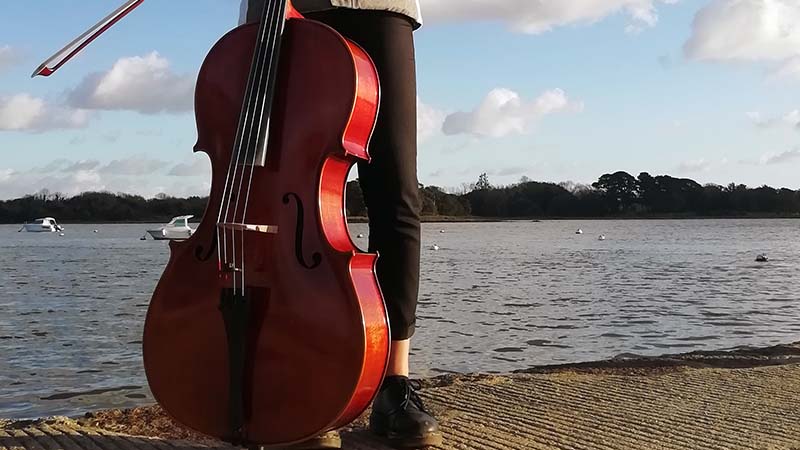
[142,18,388,446]
[286,0,303,19]
[342,40,380,161]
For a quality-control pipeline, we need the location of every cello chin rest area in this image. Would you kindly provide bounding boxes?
[218,223,279,234]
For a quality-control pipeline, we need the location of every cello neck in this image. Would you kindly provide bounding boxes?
[230,0,291,169]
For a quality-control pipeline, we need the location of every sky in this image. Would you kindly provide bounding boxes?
[1,0,799,200]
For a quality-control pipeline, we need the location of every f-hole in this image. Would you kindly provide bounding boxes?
[282,192,322,269]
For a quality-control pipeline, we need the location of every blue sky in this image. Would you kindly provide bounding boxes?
[1,0,799,199]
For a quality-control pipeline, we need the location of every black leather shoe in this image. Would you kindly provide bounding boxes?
[369,376,443,448]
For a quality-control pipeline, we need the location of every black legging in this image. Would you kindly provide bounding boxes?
[245,4,421,340]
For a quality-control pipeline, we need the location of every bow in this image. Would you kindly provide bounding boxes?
[31,0,144,78]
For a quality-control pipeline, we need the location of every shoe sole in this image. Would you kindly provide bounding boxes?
[372,430,444,448]
[278,432,342,449]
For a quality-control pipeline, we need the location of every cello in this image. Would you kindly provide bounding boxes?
[34,0,390,446]
[142,0,390,446]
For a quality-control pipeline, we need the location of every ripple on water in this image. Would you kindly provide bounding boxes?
[675,335,719,342]
[494,347,524,353]
[526,340,571,349]
[41,386,142,401]
[600,333,629,338]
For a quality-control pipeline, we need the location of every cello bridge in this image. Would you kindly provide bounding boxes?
[217,222,279,234]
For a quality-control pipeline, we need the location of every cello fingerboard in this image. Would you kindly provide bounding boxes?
[231,0,289,168]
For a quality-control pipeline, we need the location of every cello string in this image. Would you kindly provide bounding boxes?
[218,12,270,269]
[232,0,282,292]
[220,0,277,291]
[241,0,287,292]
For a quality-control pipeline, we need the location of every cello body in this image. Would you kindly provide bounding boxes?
[142,13,389,446]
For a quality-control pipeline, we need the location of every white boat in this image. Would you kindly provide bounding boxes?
[575,229,583,235]
[19,217,64,232]
[146,215,195,240]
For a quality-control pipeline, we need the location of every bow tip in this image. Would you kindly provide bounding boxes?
[31,64,53,78]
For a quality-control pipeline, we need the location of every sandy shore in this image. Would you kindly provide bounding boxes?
[4,342,800,449]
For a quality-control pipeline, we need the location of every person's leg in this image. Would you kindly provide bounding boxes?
[304,9,441,448]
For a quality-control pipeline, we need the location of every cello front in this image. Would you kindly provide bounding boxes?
[142,4,389,446]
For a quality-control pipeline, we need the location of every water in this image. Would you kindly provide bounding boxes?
[1,219,799,419]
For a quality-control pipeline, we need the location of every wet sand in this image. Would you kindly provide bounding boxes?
[3,342,800,449]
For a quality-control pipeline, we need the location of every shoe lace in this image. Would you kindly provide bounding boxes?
[399,379,429,413]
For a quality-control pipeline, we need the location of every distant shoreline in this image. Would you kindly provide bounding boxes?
[2,214,799,225]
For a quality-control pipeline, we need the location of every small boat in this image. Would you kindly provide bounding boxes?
[755,254,769,262]
[431,244,440,251]
[598,235,606,241]
[19,217,64,232]
[575,229,583,235]
[146,215,195,241]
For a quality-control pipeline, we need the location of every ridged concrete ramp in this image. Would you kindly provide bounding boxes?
[3,363,800,450]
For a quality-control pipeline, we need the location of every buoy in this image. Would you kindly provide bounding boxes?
[440,230,445,233]
[357,233,364,239]
[598,235,606,241]
[93,229,99,233]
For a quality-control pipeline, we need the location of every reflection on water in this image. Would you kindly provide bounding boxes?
[1,220,799,418]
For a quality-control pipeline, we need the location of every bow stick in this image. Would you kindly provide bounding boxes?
[31,0,144,78]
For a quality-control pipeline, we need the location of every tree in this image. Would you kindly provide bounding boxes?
[345,180,366,216]
[475,173,492,191]
[592,171,639,212]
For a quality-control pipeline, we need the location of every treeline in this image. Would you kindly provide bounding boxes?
[3,171,800,223]
[0,191,207,223]
[357,171,800,218]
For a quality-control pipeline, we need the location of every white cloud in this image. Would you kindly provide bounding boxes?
[417,97,446,141]
[747,111,773,127]
[0,93,89,132]
[0,157,208,200]
[676,158,713,173]
[0,45,19,72]
[68,52,194,114]
[747,110,800,128]
[442,88,582,138]
[99,156,169,176]
[785,110,800,127]
[422,0,679,34]
[35,159,72,173]
[685,0,800,80]
[0,169,105,199]
[759,148,800,165]
[64,160,101,173]
[770,57,800,81]
[168,157,211,177]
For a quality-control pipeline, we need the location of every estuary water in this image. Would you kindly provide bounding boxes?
[1,219,799,419]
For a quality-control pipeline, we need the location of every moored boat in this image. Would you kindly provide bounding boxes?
[146,215,195,240]
[19,217,64,232]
